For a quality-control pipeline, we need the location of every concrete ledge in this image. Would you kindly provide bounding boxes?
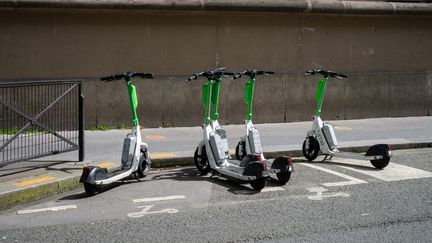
[1,141,432,211]
[0,0,431,15]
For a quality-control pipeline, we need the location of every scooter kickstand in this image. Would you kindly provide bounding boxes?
[210,170,216,178]
[134,172,142,182]
[322,155,328,162]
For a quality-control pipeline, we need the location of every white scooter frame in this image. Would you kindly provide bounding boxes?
[302,69,391,169]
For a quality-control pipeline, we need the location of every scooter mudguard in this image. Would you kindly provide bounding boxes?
[79,166,109,183]
[365,144,392,157]
[243,162,270,178]
[271,156,294,173]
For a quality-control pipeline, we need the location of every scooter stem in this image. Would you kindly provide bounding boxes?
[244,77,255,121]
[315,77,328,117]
[126,78,139,126]
[211,79,221,121]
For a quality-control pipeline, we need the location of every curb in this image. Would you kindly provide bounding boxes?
[1,142,432,211]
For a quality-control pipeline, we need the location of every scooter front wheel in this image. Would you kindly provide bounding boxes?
[137,149,150,178]
[235,142,246,160]
[194,146,211,175]
[250,178,266,191]
[302,137,320,161]
[84,183,99,196]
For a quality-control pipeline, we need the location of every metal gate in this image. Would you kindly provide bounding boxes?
[0,80,84,164]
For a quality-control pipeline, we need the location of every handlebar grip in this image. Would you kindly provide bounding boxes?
[305,70,316,76]
[263,71,274,75]
[187,74,198,82]
[223,72,235,76]
[135,73,154,79]
[232,73,242,80]
[100,75,115,81]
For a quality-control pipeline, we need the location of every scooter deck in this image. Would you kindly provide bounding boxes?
[216,160,256,181]
[329,151,383,161]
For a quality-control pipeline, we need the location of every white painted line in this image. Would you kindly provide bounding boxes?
[332,158,432,182]
[17,205,77,215]
[261,187,285,192]
[299,162,367,187]
[127,205,178,218]
[132,195,186,203]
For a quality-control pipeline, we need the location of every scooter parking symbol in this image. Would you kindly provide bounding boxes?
[306,187,350,201]
[128,205,178,218]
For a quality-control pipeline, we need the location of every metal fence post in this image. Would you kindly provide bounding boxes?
[78,82,85,162]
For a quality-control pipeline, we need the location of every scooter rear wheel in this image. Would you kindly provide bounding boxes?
[194,147,211,175]
[370,157,390,169]
[302,137,320,161]
[84,183,99,196]
[276,172,291,185]
[250,178,266,191]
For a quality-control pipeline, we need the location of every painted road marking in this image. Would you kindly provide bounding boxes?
[132,195,186,203]
[128,205,178,218]
[144,135,166,141]
[332,158,432,181]
[96,162,114,168]
[261,187,285,192]
[17,205,77,215]
[299,163,367,187]
[151,153,176,159]
[13,176,56,187]
[306,187,350,200]
[232,186,285,194]
[334,125,352,131]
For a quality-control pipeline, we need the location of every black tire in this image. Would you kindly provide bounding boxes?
[137,149,150,178]
[235,142,246,160]
[276,172,291,185]
[194,146,211,175]
[370,157,390,169]
[250,179,266,191]
[302,137,320,161]
[84,183,99,196]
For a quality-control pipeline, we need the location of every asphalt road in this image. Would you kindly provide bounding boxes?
[1,148,431,242]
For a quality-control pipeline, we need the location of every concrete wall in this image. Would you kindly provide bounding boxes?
[0,10,431,128]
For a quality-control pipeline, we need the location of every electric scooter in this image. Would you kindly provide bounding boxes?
[233,70,293,184]
[188,67,269,190]
[302,69,392,169]
[80,72,153,195]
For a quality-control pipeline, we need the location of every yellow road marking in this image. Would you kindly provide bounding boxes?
[97,162,114,168]
[151,153,176,159]
[14,176,56,187]
[334,126,352,131]
[144,135,166,141]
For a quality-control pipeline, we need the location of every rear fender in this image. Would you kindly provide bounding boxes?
[80,166,109,183]
[271,156,293,173]
[366,144,392,157]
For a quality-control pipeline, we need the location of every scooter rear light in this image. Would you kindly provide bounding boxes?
[82,167,89,176]
[286,157,292,165]
[387,144,392,151]
[261,162,267,171]
[255,155,261,161]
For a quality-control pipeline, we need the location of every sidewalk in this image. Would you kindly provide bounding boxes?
[1,116,431,210]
